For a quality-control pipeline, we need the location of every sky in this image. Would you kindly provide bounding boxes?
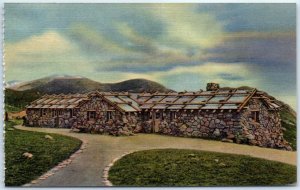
[4,3,296,109]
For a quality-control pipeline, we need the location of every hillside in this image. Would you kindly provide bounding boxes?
[5,76,171,109]
[7,75,85,91]
[110,79,169,93]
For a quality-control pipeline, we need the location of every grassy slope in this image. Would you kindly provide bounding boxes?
[279,108,297,150]
[5,89,41,110]
[109,149,296,186]
[5,120,82,186]
[5,104,23,113]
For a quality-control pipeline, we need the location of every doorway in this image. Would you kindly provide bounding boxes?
[153,111,161,133]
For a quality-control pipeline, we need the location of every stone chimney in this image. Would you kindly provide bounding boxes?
[206,83,220,91]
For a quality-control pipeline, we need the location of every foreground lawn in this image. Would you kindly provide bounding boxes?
[5,121,82,186]
[109,149,296,186]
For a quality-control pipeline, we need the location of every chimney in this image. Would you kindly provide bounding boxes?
[206,83,220,91]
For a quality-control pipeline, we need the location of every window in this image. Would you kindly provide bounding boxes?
[41,109,46,116]
[170,111,176,121]
[142,112,151,120]
[52,110,57,117]
[87,111,96,120]
[251,111,260,123]
[156,112,160,119]
[106,111,113,121]
[58,110,63,116]
[69,109,73,117]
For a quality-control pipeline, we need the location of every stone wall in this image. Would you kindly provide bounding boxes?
[72,96,140,136]
[26,108,76,128]
[147,99,291,150]
[152,110,241,140]
[239,99,292,150]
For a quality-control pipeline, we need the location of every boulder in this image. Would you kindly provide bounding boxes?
[122,117,129,124]
[245,134,255,140]
[191,131,200,137]
[45,135,53,140]
[209,120,215,128]
[186,127,193,133]
[133,125,143,133]
[249,139,257,145]
[180,124,187,132]
[71,128,80,133]
[23,152,33,159]
[227,133,235,139]
[204,121,209,127]
[213,129,221,137]
[221,138,233,143]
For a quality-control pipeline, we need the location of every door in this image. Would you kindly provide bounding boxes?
[153,111,161,133]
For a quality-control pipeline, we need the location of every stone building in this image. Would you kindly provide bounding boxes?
[26,84,292,150]
[26,92,141,135]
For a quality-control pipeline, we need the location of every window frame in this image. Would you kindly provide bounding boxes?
[170,111,176,121]
[41,109,47,116]
[87,111,96,120]
[251,111,260,123]
[52,110,57,117]
[106,111,113,121]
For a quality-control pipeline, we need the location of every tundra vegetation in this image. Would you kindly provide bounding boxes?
[5,120,82,186]
[109,149,297,186]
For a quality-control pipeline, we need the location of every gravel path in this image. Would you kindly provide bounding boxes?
[14,125,297,187]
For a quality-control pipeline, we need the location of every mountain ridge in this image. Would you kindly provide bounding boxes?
[5,76,172,109]
[7,76,172,93]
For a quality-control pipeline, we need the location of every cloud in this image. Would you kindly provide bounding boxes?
[197,4,296,32]
[4,31,92,81]
[68,23,132,55]
[120,62,259,87]
[6,31,74,56]
[115,22,158,54]
[208,31,296,67]
[147,4,224,49]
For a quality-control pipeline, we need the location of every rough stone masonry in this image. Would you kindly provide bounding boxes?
[25,84,293,151]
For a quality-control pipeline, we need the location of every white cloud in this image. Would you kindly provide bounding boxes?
[4,31,93,82]
[6,31,74,56]
[120,62,260,87]
[147,4,224,49]
[69,23,133,55]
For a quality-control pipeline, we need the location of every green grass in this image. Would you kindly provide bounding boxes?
[279,110,297,150]
[5,120,82,186]
[109,149,296,186]
[5,104,24,113]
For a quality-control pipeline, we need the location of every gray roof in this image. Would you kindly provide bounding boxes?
[26,88,281,112]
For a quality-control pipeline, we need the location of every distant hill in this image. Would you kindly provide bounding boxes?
[8,75,171,94]
[5,76,172,109]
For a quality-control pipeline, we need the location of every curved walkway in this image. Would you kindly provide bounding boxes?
[15,125,296,187]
